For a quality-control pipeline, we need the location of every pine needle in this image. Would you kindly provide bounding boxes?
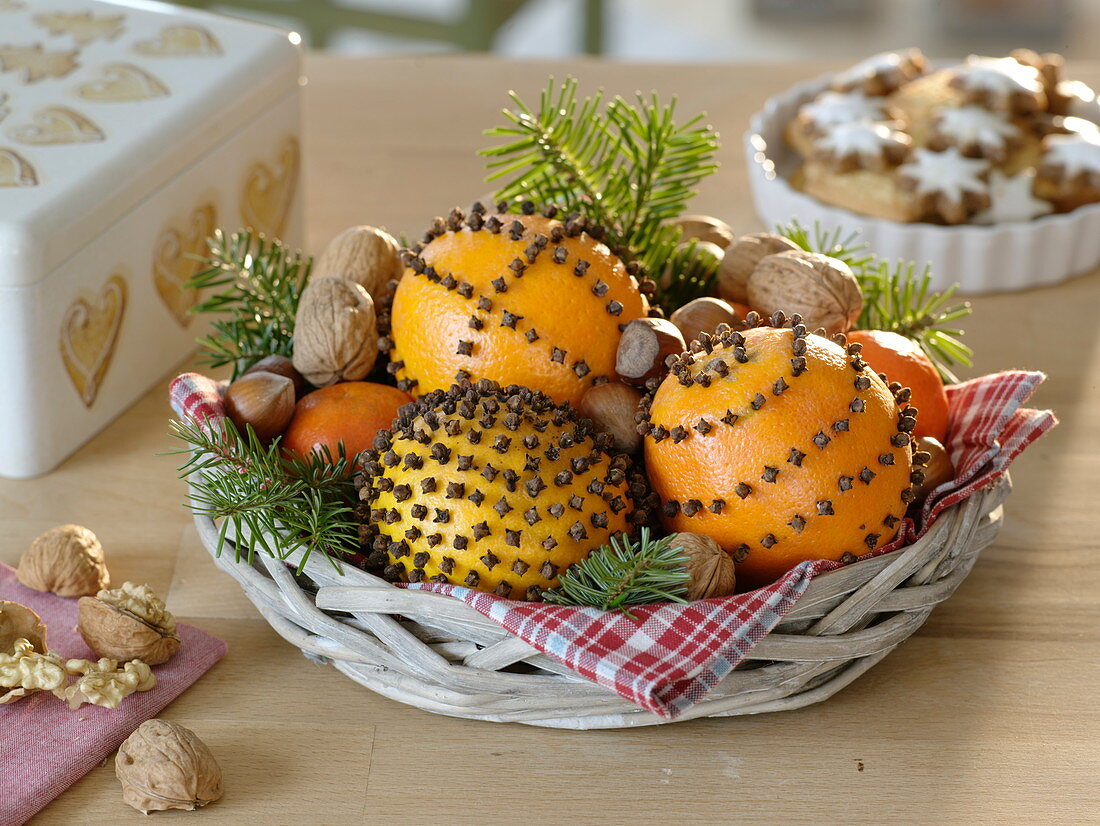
[542,528,690,618]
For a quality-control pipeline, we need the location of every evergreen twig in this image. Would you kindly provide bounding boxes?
[778,219,972,380]
[480,77,720,309]
[186,228,312,379]
[542,528,690,618]
[168,417,359,572]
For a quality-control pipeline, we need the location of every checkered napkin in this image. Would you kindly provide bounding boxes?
[169,370,1055,719]
[0,567,227,826]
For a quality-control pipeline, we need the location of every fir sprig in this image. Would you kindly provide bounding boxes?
[168,417,359,572]
[186,229,312,379]
[543,528,690,617]
[778,219,972,380]
[481,77,720,308]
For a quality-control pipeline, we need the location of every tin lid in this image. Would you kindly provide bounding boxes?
[0,0,300,286]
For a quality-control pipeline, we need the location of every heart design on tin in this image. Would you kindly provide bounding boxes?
[77,63,169,102]
[0,147,38,186]
[154,201,217,326]
[33,11,126,46]
[60,272,128,408]
[10,106,105,145]
[134,24,222,57]
[0,44,80,84]
[240,136,299,239]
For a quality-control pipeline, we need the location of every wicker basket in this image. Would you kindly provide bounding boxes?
[189,473,1010,729]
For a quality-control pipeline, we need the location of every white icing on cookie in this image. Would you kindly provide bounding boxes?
[1042,131,1100,178]
[833,51,912,88]
[817,121,902,154]
[897,148,990,204]
[953,56,1044,97]
[936,106,1020,154]
[973,170,1052,224]
[799,91,887,129]
[1060,80,1100,124]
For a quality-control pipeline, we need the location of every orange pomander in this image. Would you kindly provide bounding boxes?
[642,317,920,589]
[386,205,649,406]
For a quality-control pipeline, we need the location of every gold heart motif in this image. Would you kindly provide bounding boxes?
[134,25,221,57]
[154,201,217,326]
[0,147,37,186]
[60,272,127,408]
[0,44,80,84]
[240,136,299,239]
[0,0,26,10]
[33,12,125,46]
[77,63,169,102]
[0,92,9,124]
[10,106,104,145]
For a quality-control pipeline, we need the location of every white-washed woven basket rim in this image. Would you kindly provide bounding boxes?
[191,472,1011,729]
[744,64,1100,295]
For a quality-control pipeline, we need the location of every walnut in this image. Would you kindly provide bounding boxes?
[0,638,67,704]
[16,524,110,597]
[313,225,404,299]
[747,251,863,336]
[57,659,156,710]
[78,582,180,666]
[292,275,379,386]
[668,533,736,600]
[0,601,47,655]
[716,233,800,305]
[116,719,224,814]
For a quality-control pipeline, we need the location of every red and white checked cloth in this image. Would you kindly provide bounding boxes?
[170,369,1055,719]
[0,565,227,826]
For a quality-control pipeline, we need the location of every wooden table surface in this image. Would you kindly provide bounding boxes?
[8,55,1099,824]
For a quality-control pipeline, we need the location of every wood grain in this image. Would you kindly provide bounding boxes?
[5,54,1098,824]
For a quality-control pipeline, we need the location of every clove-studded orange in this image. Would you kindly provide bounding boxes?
[385,204,649,406]
[358,380,646,600]
[641,315,922,589]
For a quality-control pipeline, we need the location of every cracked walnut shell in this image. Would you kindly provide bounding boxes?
[0,601,47,655]
[17,524,110,597]
[116,719,224,814]
[78,582,180,666]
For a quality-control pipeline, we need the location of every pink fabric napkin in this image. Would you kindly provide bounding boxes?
[0,566,227,826]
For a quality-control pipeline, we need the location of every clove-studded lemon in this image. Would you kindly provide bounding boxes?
[384,204,650,406]
[358,380,647,600]
[640,313,923,589]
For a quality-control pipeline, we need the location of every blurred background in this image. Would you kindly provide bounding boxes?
[169,0,1085,60]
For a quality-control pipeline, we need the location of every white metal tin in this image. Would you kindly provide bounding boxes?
[744,68,1100,295]
[0,0,302,477]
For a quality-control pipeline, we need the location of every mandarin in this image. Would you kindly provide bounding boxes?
[281,382,412,463]
[386,206,648,406]
[846,329,950,442]
[642,320,918,589]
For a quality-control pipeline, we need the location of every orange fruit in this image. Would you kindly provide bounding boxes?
[846,330,949,442]
[282,382,413,463]
[643,324,915,589]
[388,207,648,406]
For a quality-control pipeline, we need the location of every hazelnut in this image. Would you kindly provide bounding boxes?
[615,317,686,387]
[78,582,180,666]
[224,370,296,442]
[292,275,378,387]
[577,383,644,454]
[668,532,736,600]
[717,233,800,305]
[669,297,742,344]
[116,719,223,814]
[913,436,955,503]
[313,225,403,300]
[244,355,305,398]
[671,214,734,249]
[17,524,109,597]
[747,250,863,336]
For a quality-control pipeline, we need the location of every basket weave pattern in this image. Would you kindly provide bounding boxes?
[191,475,1010,729]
